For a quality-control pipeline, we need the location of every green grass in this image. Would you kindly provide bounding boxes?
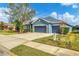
[33,33,79,51]
[10,45,53,56]
[0,30,17,35]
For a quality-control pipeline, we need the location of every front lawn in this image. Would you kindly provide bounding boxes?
[0,30,17,35]
[10,45,53,56]
[33,33,79,51]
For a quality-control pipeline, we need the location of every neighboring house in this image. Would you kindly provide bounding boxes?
[3,23,15,31]
[24,16,73,33]
[0,22,15,31]
[72,25,79,32]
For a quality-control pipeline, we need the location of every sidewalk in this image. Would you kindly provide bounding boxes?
[0,34,79,56]
[0,44,16,56]
[24,41,79,56]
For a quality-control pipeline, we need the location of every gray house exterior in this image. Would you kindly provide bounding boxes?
[25,16,72,33]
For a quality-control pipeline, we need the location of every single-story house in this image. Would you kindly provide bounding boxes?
[0,21,15,31]
[24,16,73,33]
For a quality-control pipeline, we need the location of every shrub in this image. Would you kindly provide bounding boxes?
[64,27,69,34]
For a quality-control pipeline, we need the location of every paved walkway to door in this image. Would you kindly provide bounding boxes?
[24,41,79,56]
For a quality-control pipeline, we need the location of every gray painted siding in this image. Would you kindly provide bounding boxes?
[68,26,72,32]
[48,24,52,33]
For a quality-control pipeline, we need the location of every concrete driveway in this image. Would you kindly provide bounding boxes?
[8,32,53,40]
[0,33,53,50]
[0,35,28,50]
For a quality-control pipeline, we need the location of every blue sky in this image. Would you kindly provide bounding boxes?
[30,3,64,17]
[0,3,79,26]
[30,3,78,17]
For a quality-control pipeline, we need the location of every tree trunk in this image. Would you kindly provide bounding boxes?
[16,26,20,32]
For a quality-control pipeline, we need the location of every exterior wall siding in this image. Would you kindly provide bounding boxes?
[48,24,52,33]
[68,26,72,32]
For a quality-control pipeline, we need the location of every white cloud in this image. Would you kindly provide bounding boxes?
[0,7,9,23]
[31,17,38,20]
[63,12,75,20]
[62,12,79,25]
[61,3,74,6]
[61,3,78,8]
[50,12,77,24]
[58,15,63,20]
[72,5,78,8]
[62,12,76,25]
[50,12,57,19]
[50,12,79,25]
[72,16,79,25]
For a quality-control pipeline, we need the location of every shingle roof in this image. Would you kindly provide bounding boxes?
[43,16,62,23]
[43,16,73,27]
[24,16,73,27]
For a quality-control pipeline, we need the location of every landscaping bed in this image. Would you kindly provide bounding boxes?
[33,34,79,51]
[10,45,52,56]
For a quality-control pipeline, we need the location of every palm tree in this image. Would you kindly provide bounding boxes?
[5,3,35,32]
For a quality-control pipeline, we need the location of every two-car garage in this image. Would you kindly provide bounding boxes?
[34,26,60,33]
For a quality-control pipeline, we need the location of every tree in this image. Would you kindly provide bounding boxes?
[0,21,4,30]
[5,3,35,32]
